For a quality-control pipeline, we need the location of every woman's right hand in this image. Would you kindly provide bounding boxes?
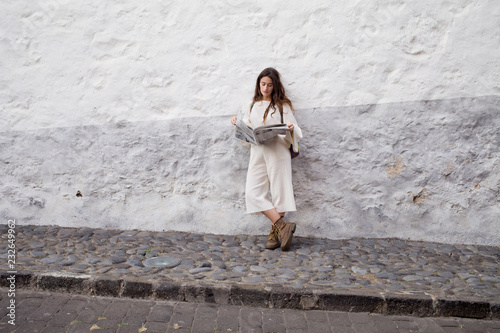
[231,116,237,125]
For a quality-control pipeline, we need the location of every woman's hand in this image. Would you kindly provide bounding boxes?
[286,122,294,131]
[231,117,237,125]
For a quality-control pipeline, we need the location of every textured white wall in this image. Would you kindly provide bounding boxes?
[1,1,499,245]
[1,97,499,245]
[2,0,499,130]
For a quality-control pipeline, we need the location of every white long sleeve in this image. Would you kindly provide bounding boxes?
[244,100,302,151]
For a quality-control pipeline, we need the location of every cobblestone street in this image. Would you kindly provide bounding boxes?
[2,225,499,304]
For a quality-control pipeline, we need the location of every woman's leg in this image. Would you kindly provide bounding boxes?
[262,208,285,224]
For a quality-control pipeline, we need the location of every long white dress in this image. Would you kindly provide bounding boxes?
[242,100,303,214]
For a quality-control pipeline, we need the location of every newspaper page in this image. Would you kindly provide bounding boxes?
[234,120,287,145]
[234,120,257,144]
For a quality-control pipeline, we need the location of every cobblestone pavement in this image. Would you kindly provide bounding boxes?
[1,289,500,333]
[0,225,499,318]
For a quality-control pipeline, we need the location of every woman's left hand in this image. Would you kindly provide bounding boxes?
[286,123,294,131]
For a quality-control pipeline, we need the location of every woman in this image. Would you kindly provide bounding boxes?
[231,67,302,251]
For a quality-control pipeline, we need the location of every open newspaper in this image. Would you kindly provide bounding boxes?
[234,119,287,145]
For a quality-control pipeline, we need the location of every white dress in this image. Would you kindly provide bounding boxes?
[242,100,303,214]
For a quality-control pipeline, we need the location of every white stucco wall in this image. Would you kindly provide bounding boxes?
[2,0,499,130]
[1,1,499,245]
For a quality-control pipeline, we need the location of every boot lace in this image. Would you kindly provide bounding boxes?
[268,224,279,240]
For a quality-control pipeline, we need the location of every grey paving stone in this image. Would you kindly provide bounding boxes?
[188,267,211,274]
[14,320,49,332]
[303,309,328,323]
[103,300,132,319]
[352,323,377,332]
[352,266,369,275]
[147,304,174,323]
[262,313,287,333]
[403,275,424,281]
[48,311,79,327]
[191,304,218,332]
[59,259,77,266]
[457,318,491,333]
[334,326,358,333]
[308,320,333,332]
[30,251,47,258]
[239,306,262,330]
[76,299,112,323]
[232,266,249,274]
[216,304,240,332]
[284,310,307,330]
[371,315,400,333]
[393,319,420,330]
[110,256,127,264]
[41,326,68,333]
[327,311,352,326]
[348,312,372,324]
[31,242,46,249]
[413,317,446,333]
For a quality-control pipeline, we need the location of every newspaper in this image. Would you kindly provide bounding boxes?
[234,120,287,145]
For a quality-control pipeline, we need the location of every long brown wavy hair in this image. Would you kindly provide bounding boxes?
[252,67,294,123]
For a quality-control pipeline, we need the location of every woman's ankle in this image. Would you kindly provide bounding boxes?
[272,216,283,225]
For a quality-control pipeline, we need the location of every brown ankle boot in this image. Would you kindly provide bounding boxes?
[265,224,280,250]
[274,218,296,251]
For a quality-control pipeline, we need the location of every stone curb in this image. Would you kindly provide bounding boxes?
[2,271,498,320]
